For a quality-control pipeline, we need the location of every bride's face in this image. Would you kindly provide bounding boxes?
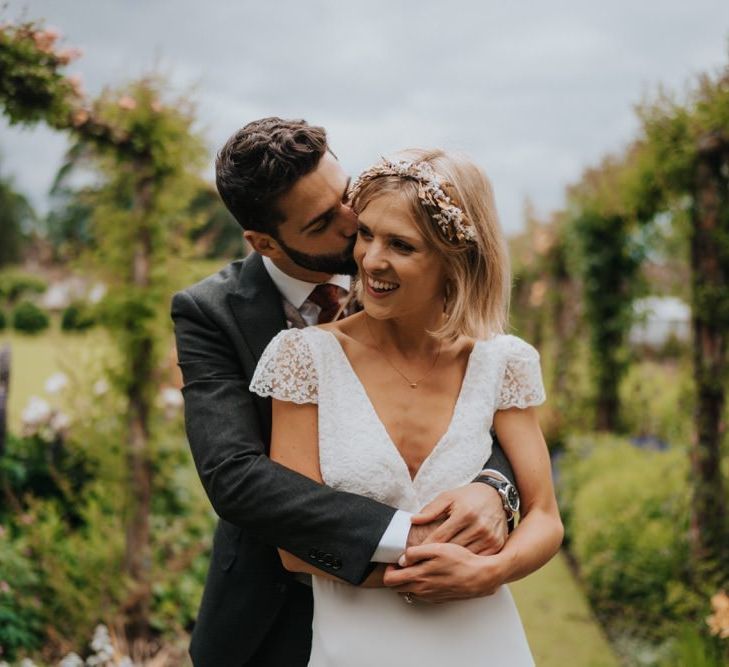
[354,192,448,320]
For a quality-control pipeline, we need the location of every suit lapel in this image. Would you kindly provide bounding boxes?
[227,253,287,376]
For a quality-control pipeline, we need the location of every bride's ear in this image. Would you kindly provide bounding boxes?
[443,280,453,312]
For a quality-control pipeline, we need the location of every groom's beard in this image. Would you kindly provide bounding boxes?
[276,236,358,276]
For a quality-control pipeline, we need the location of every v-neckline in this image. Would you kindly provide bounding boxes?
[316,328,480,484]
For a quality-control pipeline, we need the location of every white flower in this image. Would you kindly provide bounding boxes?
[59,653,85,667]
[88,283,107,304]
[160,387,183,409]
[50,411,71,432]
[45,372,69,394]
[19,659,38,667]
[90,624,113,655]
[93,379,110,396]
[21,396,52,426]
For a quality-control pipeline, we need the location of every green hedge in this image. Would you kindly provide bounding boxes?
[11,301,49,334]
[61,302,96,332]
[0,273,47,304]
[559,434,698,639]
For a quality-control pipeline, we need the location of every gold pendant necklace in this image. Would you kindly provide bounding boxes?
[365,316,442,389]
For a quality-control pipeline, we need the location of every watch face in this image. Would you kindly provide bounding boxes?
[506,486,520,512]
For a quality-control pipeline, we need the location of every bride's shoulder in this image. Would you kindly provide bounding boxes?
[262,327,330,363]
[316,312,368,348]
[480,333,541,360]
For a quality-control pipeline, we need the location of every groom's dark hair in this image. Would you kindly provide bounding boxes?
[216,117,329,235]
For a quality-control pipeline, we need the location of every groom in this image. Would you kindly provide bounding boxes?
[172,117,521,666]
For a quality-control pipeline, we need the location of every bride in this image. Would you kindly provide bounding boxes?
[250,149,563,665]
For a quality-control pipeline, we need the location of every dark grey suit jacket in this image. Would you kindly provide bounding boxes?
[171,252,515,666]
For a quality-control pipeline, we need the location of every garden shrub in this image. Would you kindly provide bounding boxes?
[0,308,6,331]
[0,272,47,304]
[11,300,49,334]
[0,432,92,526]
[559,434,697,639]
[659,624,727,667]
[0,535,43,661]
[11,493,127,652]
[619,360,694,446]
[61,301,96,332]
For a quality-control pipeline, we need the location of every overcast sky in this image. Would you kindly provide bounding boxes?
[1,1,728,235]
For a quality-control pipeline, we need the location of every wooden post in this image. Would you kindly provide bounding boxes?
[0,344,9,457]
[122,169,154,641]
[689,133,729,579]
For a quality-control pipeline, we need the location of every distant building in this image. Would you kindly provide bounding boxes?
[629,296,691,348]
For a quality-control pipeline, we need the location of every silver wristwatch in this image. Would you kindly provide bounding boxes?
[475,473,520,520]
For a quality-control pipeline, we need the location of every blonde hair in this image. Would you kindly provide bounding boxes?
[351,148,510,340]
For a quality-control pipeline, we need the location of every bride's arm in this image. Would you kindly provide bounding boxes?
[270,397,386,586]
[485,406,563,580]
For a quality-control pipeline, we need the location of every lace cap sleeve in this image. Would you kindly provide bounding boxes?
[249,329,318,404]
[497,336,546,410]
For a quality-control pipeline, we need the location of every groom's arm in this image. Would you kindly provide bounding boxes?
[172,288,395,585]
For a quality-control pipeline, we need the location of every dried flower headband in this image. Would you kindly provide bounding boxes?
[349,159,477,244]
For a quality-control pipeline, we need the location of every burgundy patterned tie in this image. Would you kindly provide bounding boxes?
[308,284,348,324]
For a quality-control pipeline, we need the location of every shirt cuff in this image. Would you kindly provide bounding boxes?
[370,510,412,562]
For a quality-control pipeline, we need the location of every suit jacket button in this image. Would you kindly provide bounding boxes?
[316,550,325,560]
[309,549,318,560]
[324,554,334,566]
[332,558,342,570]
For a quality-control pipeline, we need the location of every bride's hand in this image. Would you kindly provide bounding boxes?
[409,483,508,555]
[382,543,509,603]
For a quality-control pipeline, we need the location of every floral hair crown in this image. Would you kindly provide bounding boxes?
[349,158,477,244]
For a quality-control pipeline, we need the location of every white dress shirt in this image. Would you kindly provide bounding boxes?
[262,256,410,562]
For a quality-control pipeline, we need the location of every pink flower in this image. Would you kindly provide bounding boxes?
[19,513,35,526]
[150,100,163,113]
[0,581,10,594]
[118,96,137,111]
[706,590,729,639]
[69,73,84,91]
[32,27,60,53]
[71,107,89,127]
[56,47,83,65]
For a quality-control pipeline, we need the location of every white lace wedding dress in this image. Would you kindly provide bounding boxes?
[250,327,546,666]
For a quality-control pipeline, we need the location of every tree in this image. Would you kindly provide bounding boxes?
[0,158,36,266]
[635,68,729,578]
[564,156,647,431]
[0,19,207,640]
[62,79,206,639]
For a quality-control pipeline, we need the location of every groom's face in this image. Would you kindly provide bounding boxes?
[246,152,358,281]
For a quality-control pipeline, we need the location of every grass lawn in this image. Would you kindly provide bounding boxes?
[512,552,620,667]
[1,326,113,431]
[0,256,231,429]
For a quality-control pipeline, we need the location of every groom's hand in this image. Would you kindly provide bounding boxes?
[409,483,508,555]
